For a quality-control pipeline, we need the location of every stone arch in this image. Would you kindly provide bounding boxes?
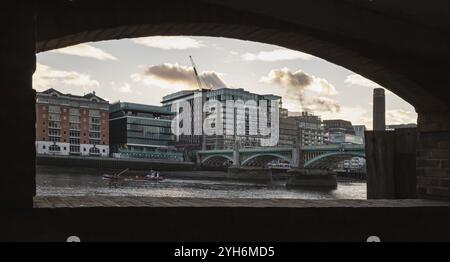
[304,152,366,169]
[201,155,233,167]
[241,153,291,167]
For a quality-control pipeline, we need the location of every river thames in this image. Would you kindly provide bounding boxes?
[36,167,367,199]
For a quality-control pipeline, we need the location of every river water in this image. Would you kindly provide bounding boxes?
[36,167,366,199]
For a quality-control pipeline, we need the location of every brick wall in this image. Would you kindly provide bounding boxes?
[417,112,450,199]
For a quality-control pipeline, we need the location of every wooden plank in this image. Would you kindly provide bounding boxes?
[365,131,396,199]
[394,128,417,198]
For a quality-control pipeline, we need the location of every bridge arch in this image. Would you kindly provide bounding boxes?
[201,155,233,167]
[241,153,291,167]
[304,152,366,169]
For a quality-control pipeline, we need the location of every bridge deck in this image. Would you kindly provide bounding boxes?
[34,196,450,209]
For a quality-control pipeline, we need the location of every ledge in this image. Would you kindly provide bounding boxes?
[33,196,450,209]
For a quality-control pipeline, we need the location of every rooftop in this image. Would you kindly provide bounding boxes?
[37,88,108,103]
[109,101,174,115]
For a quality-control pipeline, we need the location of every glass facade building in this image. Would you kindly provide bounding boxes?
[109,102,183,161]
[161,88,282,150]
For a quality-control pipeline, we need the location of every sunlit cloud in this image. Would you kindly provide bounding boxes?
[131,36,206,50]
[50,44,118,61]
[242,49,314,62]
[131,63,227,90]
[261,68,339,113]
[261,68,337,96]
[33,63,100,91]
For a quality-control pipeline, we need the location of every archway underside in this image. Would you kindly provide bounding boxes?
[35,0,450,113]
[242,154,291,167]
[202,155,233,167]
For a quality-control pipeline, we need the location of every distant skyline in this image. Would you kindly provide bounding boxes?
[34,36,417,129]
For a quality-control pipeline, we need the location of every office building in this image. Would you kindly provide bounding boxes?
[162,88,282,150]
[290,112,327,146]
[109,102,183,161]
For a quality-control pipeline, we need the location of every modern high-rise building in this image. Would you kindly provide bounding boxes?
[161,88,282,150]
[278,109,300,147]
[35,88,109,157]
[290,112,327,146]
[109,102,183,161]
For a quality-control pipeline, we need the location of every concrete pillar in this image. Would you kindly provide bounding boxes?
[0,2,36,208]
[291,144,303,169]
[416,112,450,200]
[373,88,386,131]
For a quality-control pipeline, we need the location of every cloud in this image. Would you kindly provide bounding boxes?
[131,36,206,50]
[50,44,118,61]
[260,68,340,113]
[345,74,392,94]
[386,109,417,124]
[242,49,314,62]
[33,63,99,91]
[131,63,228,90]
[261,68,337,96]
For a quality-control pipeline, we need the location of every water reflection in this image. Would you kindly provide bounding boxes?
[36,167,366,200]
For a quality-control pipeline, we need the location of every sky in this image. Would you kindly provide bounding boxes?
[34,36,418,129]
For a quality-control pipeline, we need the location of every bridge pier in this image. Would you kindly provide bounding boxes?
[287,144,337,189]
[232,143,240,168]
[226,142,272,182]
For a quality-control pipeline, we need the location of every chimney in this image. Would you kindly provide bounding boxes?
[373,88,386,131]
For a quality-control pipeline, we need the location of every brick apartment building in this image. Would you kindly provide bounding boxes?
[35,88,109,157]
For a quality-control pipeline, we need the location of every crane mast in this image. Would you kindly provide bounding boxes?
[189,56,204,91]
[189,56,207,150]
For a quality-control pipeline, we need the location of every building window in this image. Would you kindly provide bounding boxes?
[70,145,80,153]
[48,106,61,114]
[69,115,80,123]
[70,131,80,138]
[49,136,60,142]
[49,144,61,152]
[70,123,80,130]
[43,145,46,149]
[48,114,61,121]
[89,147,101,156]
[89,110,100,117]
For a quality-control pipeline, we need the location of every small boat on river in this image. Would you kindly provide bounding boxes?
[102,168,129,181]
[102,168,164,182]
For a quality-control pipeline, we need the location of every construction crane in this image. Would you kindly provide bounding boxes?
[189,55,205,91]
[189,56,207,150]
